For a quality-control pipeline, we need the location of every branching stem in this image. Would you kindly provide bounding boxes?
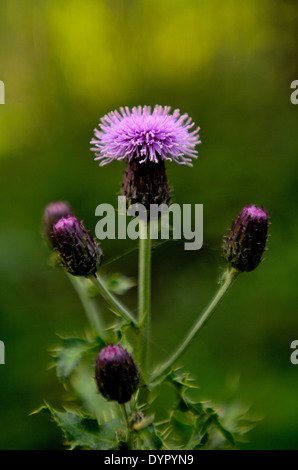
[150,268,239,383]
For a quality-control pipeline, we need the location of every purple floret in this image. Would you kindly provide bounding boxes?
[90,105,200,166]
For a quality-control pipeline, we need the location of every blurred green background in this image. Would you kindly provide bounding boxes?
[0,0,297,450]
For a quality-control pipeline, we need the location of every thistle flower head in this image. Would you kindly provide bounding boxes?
[90,105,200,166]
[53,216,102,277]
[95,344,140,404]
[42,201,74,247]
[223,205,269,272]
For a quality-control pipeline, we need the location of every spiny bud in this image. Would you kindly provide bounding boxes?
[95,344,140,404]
[53,216,102,277]
[223,205,269,272]
[121,159,171,209]
[42,201,74,248]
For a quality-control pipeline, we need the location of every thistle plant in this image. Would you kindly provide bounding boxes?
[36,105,269,450]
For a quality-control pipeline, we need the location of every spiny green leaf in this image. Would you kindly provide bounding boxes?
[198,408,235,448]
[36,403,120,450]
[51,336,104,380]
[52,337,88,380]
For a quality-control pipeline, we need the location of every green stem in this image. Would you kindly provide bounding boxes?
[137,219,152,377]
[90,273,138,327]
[150,268,239,383]
[67,273,106,340]
[120,403,132,448]
[121,403,129,427]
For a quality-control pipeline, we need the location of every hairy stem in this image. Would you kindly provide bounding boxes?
[120,403,132,448]
[90,273,138,327]
[67,273,106,340]
[137,219,152,378]
[150,268,239,383]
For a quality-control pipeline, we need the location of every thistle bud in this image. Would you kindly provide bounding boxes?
[42,201,74,247]
[53,216,102,277]
[121,159,171,209]
[95,344,140,404]
[223,205,269,272]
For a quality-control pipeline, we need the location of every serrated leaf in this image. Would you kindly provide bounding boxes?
[36,403,119,450]
[213,400,261,443]
[52,337,88,380]
[168,368,199,391]
[51,336,105,381]
[199,408,235,448]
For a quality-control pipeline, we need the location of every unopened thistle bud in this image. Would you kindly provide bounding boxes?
[223,205,269,272]
[95,344,140,404]
[53,216,102,277]
[42,201,74,247]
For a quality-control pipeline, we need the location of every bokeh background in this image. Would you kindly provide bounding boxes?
[0,0,297,450]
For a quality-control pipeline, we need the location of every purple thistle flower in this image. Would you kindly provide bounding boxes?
[223,205,269,272]
[90,105,201,166]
